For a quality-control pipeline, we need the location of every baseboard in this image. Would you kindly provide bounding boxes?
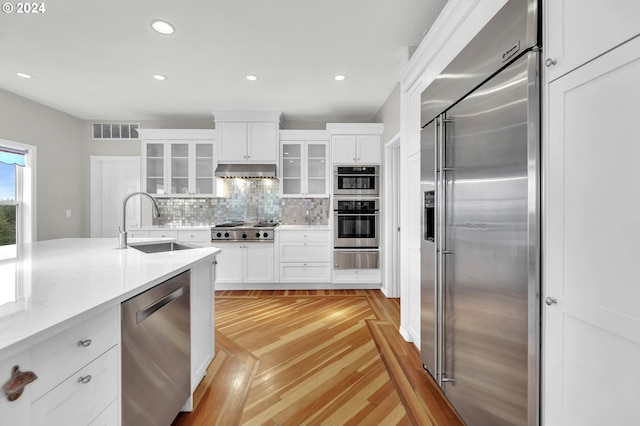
[398,325,414,342]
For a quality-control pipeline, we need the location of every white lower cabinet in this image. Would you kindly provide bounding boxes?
[277,229,331,283]
[332,269,381,284]
[184,261,214,412]
[89,400,118,426]
[30,307,119,426]
[214,242,274,283]
[29,307,119,401]
[0,306,120,426]
[280,263,331,283]
[31,347,118,426]
[177,230,211,247]
[0,351,33,425]
[129,229,211,246]
[147,229,178,239]
[126,230,149,239]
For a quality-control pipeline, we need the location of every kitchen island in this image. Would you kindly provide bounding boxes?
[0,238,220,426]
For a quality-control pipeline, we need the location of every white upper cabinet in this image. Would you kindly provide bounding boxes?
[280,130,329,198]
[214,112,281,163]
[139,129,217,197]
[247,122,278,162]
[331,134,381,164]
[543,30,640,426]
[216,122,247,162]
[326,123,383,165]
[545,0,640,81]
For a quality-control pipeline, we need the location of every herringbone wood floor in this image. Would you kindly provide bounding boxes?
[172,290,461,426]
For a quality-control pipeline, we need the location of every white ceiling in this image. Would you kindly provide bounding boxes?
[0,0,447,124]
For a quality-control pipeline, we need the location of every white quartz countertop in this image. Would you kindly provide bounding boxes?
[0,238,220,358]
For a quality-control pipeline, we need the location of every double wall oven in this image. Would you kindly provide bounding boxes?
[333,166,380,269]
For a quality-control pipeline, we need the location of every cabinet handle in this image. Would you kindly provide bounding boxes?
[545,58,557,67]
[77,339,92,348]
[2,365,37,402]
[77,375,92,384]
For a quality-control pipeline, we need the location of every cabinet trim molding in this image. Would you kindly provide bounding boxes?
[213,111,282,123]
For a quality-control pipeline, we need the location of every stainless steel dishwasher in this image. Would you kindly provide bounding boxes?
[121,270,190,426]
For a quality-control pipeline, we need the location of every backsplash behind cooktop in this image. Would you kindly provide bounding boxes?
[153,179,329,226]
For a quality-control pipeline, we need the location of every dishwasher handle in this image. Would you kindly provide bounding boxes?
[136,287,184,324]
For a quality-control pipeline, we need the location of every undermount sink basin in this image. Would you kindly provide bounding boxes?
[128,242,195,253]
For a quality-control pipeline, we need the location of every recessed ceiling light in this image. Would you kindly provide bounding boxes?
[246,75,258,81]
[151,19,175,35]
[334,75,346,81]
[153,74,167,81]
[16,72,32,79]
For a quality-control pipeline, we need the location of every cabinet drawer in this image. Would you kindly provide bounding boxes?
[280,263,331,283]
[280,242,331,262]
[31,347,118,426]
[178,230,211,245]
[30,306,118,401]
[89,400,118,426]
[332,269,381,284]
[0,351,32,425]
[278,230,330,242]
[128,230,149,238]
[148,229,178,239]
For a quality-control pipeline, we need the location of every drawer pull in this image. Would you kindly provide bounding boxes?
[77,375,92,384]
[77,339,92,348]
[2,365,38,402]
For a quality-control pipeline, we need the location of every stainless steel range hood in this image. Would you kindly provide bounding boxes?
[214,163,278,179]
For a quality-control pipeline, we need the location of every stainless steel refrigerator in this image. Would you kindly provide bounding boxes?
[420,0,540,425]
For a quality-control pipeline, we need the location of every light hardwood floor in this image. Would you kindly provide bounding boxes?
[172,290,462,426]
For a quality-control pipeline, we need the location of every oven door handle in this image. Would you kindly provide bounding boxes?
[334,212,379,216]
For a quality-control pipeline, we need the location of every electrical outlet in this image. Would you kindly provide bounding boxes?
[66,209,72,218]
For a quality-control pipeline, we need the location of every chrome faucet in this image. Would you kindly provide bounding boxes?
[118,191,161,249]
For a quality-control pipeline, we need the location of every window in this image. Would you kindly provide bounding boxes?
[0,141,35,260]
[0,162,18,251]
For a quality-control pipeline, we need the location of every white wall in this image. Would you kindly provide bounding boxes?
[373,84,400,144]
[0,88,85,241]
[0,88,219,239]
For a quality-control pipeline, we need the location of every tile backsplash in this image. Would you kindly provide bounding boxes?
[154,179,329,226]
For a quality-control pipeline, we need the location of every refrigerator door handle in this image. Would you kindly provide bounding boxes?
[435,114,447,387]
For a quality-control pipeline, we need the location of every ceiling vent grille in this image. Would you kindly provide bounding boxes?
[92,123,140,140]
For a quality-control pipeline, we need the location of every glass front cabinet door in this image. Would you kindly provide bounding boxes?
[281,141,328,197]
[143,139,216,197]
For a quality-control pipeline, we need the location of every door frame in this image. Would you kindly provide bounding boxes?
[383,133,401,298]
[90,156,140,237]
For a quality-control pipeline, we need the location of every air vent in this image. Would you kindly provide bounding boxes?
[92,123,140,140]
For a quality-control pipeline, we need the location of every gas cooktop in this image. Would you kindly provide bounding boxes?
[213,221,278,228]
[211,222,278,241]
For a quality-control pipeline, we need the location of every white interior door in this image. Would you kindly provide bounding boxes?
[90,156,140,238]
[545,36,640,425]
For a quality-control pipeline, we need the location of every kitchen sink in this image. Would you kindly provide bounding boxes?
[128,242,195,253]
